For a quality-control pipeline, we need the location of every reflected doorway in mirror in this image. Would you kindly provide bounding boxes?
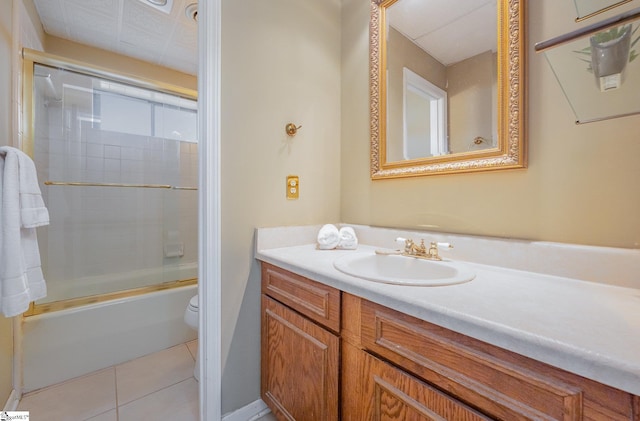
[401,67,448,160]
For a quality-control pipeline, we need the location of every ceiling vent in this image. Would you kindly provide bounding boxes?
[137,0,174,15]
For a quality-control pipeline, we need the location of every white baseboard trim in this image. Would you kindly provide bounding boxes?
[3,389,20,411]
[222,399,270,421]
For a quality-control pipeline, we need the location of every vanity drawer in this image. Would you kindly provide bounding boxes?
[359,299,636,421]
[343,341,492,421]
[261,262,340,333]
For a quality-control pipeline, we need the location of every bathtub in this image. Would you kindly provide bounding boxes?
[22,284,197,392]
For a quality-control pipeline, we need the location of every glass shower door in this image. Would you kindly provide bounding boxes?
[29,62,198,308]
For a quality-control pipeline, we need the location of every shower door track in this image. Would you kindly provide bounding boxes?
[23,278,197,317]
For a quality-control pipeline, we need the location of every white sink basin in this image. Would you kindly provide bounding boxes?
[333,253,475,286]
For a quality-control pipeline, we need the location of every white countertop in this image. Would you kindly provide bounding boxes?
[256,242,640,396]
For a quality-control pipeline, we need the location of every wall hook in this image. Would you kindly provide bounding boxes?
[285,123,302,137]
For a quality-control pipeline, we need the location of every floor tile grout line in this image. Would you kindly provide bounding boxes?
[185,341,197,361]
[79,367,118,421]
[116,376,197,411]
[115,344,196,407]
[18,341,198,419]
[21,366,116,399]
[114,364,120,421]
[81,407,117,421]
[22,341,191,399]
[189,341,197,367]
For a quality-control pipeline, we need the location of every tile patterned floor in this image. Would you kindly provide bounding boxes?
[17,341,199,421]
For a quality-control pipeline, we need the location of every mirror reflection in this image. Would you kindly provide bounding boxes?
[370,0,526,179]
[385,0,497,161]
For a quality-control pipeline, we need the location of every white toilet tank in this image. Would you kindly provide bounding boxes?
[184,295,199,328]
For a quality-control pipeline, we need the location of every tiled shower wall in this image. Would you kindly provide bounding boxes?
[32,69,198,303]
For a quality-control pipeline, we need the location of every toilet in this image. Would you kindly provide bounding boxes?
[184,294,200,381]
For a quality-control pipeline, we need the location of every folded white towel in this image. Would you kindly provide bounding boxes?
[317,224,340,250]
[337,226,358,250]
[0,146,49,317]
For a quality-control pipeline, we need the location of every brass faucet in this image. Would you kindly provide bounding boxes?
[401,238,451,261]
[403,238,424,256]
[375,237,453,260]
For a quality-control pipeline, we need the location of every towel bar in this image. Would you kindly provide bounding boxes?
[44,181,198,190]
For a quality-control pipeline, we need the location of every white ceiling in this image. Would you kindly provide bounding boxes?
[32,0,198,75]
[32,0,493,76]
[386,0,497,66]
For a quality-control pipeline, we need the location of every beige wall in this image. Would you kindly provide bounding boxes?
[447,51,495,153]
[45,37,197,91]
[1,2,12,145]
[0,0,14,405]
[220,0,342,412]
[341,0,640,249]
[387,27,446,161]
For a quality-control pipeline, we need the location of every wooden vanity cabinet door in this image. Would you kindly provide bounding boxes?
[261,295,339,421]
[342,341,492,421]
[359,298,638,421]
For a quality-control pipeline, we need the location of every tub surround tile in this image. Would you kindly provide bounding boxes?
[115,344,195,405]
[18,368,116,420]
[118,378,199,421]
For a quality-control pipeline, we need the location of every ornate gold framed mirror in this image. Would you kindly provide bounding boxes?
[370,0,526,179]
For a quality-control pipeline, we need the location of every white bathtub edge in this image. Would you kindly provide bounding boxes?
[22,284,198,392]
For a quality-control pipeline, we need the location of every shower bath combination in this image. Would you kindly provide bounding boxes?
[20,50,199,391]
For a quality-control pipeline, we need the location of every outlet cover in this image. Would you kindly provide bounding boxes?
[286,175,299,200]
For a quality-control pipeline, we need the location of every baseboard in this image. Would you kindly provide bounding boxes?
[3,389,20,411]
[222,399,270,421]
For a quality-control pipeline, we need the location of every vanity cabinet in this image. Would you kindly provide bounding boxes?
[261,263,340,421]
[343,294,640,421]
[261,263,640,421]
[342,340,491,420]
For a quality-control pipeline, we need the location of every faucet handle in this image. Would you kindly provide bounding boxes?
[427,242,440,259]
[426,241,453,260]
[396,237,412,252]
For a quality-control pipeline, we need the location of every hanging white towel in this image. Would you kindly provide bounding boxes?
[0,146,49,317]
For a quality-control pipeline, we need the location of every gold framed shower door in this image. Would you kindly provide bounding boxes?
[22,49,199,317]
